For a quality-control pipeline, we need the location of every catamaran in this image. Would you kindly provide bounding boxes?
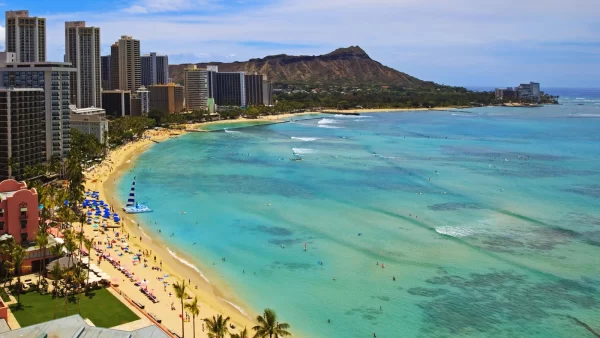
[123,177,152,214]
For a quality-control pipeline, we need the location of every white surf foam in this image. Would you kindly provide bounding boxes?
[318,118,337,125]
[167,247,210,283]
[318,125,342,129]
[435,226,479,238]
[569,114,600,118]
[451,113,474,117]
[224,129,241,133]
[291,137,320,142]
[292,148,316,155]
[222,298,249,316]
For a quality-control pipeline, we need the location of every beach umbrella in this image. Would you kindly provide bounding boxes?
[87,211,92,215]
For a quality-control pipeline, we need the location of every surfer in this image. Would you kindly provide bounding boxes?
[393,276,396,281]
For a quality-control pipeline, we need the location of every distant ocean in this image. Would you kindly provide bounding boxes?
[118,90,600,337]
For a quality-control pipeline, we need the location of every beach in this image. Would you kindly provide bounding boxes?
[83,127,256,337]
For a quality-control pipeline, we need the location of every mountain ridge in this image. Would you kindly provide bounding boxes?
[168,46,431,87]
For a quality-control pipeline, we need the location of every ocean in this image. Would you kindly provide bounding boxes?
[118,89,600,337]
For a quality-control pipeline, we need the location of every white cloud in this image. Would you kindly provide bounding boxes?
[41,0,600,86]
[123,0,220,14]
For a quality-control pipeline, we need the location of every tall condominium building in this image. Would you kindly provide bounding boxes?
[0,88,45,180]
[262,80,274,106]
[148,84,184,114]
[245,74,264,106]
[110,36,141,92]
[102,90,131,117]
[101,55,111,90]
[0,62,76,161]
[5,10,46,62]
[184,65,208,111]
[141,52,168,86]
[136,86,150,115]
[212,72,246,107]
[65,21,101,108]
[109,44,119,90]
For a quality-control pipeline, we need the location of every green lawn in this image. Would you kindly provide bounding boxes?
[9,288,139,328]
[0,288,10,302]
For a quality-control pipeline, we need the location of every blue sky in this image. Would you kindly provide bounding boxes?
[2,0,600,87]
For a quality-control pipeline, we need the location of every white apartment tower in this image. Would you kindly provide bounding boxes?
[5,10,46,62]
[136,86,150,115]
[65,21,101,108]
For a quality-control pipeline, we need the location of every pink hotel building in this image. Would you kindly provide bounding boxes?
[0,179,41,274]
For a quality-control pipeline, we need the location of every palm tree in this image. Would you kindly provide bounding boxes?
[83,238,93,293]
[0,241,13,287]
[50,263,63,319]
[75,270,86,314]
[63,267,74,315]
[252,309,291,338]
[173,280,188,337]
[231,327,249,338]
[203,314,230,338]
[185,296,200,338]
[12,245,26,306]
[35,231,49,289]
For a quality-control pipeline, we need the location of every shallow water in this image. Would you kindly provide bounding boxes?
[119,91,600,337]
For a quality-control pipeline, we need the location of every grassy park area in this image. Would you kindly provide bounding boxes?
[9,288,139,328]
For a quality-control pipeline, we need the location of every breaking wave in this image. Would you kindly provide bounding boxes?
[435,226,480,238]
[167,247,210,283]
[292,148,316,155]
[291,137,320,142]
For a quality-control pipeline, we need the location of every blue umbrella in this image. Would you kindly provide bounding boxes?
[64,200,69,206]
[87,211,92,215]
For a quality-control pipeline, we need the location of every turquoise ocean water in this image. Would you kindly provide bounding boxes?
[118,90,600,337]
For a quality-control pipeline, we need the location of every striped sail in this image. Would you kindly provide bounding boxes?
[126,177,136,207]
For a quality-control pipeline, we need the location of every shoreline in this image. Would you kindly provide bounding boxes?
[322,106,469,113]
[84,129,257,337]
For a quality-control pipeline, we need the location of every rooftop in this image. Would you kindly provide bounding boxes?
[71,107,106,114]
[1,315,169,338]
[0,190,18,200]
[0,61,76,70]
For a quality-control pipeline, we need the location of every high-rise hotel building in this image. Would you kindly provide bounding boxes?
[110,36,141,92]
[65,21,101,108]
[184,65,208,111]
[0,88,45,180]
[141,53,168,86]
[5,10,46,63]
[0,62,76,161]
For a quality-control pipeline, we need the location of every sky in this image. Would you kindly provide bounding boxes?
[1,0,599,88]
